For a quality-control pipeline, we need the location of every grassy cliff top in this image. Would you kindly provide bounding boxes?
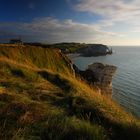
[0,44,140,140]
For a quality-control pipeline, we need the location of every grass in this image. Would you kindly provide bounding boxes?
[0,44,140,140]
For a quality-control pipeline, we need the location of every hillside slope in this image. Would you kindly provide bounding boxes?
[0,44,140,140]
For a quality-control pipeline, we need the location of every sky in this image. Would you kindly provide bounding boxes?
[1,0,140,45]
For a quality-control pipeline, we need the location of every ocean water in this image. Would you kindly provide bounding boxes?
[69,47,140,117]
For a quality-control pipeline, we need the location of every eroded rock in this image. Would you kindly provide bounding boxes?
[76,63,117,95]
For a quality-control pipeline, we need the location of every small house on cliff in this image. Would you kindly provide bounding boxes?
[9,39,23,45]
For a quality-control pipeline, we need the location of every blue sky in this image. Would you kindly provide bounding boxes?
[1,0,140,45]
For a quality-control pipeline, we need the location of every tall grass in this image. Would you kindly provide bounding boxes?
[0,44,140,140]
[0,44,73,75]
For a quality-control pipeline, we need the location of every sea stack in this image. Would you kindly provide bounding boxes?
[88,63,117,95]
[78,62,117,95]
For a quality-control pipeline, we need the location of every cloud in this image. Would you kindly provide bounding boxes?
[68,0,140,45]
[74,0,140,22]
[71,0,140,35]
[0,17,120,43]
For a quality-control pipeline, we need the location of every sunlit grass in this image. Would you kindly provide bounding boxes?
[0,44,140,140]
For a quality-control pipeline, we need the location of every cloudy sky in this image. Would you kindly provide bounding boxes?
[1,0,140,45]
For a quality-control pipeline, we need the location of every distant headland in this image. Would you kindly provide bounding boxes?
[7,40,112,57]
[76,44,112,57]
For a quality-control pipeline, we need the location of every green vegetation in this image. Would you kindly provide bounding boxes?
[0,44,140,140]
[50,43,87,53]
[25,42,87,53]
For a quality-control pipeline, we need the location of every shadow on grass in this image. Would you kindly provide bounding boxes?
[11,69,25,77]
[49,94,140,140]
[70,96,140,140]
[38,71,72,92]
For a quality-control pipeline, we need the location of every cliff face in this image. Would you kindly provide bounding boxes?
[77,44,112,57]
[76,63,117,95]
[88,63,117,94]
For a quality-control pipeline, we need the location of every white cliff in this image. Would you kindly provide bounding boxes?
[88,63,117,95]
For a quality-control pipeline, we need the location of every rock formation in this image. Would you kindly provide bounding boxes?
[77,44,112,57]
[75,63,117,95]
[88,63,117,95]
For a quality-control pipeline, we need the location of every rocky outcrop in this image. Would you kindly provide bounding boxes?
[77,44,112,57]
[74,63,117,95]
[88,63,117,94]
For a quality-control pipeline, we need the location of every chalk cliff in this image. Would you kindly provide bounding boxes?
[88,63,117,94]
[75,63,117,95]
[77,44,112,57]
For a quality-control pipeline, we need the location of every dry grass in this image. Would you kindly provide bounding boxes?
[0,44,140,140]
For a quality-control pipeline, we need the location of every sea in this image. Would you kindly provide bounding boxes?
[69,46,140,117]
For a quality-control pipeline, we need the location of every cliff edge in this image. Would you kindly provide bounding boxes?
[75,63,117,95]
[88,63,117,95]
[77,44,112,57]
[0,44,140,140]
